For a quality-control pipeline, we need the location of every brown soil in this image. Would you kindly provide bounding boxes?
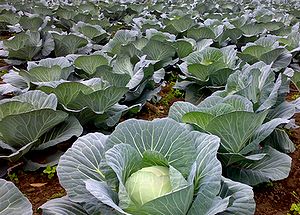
[254,90,300,215]
[135,82,184,120]
[6,169,65,215]
[0,34,13,40]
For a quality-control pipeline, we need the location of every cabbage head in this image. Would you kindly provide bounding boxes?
[125,166,172,206]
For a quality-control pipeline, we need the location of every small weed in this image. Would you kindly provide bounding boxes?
[160,88,184,106]
[167,72,178,83]
[288,191,300,215]
[265,181,274,187]
[8,172,19,183]
[43,165,57,179]
[288,203,300,215]
[160,82,184,107]
[0,70,8,77]
[49,191,65,200]
[285,128,293,136]
[254,181,276,189]
[291,93,300,101]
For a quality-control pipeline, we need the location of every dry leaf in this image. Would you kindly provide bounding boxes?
[30,183,47,187]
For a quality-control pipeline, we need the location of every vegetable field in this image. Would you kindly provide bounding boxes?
[0,0,300,214]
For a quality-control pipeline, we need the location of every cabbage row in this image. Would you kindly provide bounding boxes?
[0,0,300,214]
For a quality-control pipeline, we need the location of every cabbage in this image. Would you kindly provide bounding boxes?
[125,166,172,206]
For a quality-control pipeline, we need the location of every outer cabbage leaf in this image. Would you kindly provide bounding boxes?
[0,179,32,215]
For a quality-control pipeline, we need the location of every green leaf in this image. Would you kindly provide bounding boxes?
[53,34,88,56]
[0,140,36,162]
[19,16,43,31]
[103,30,138,54]
[187,64,210,81]
[184,48,230,81]
[35,116,83,150]
[40,197,89,215]
[27,57,71,70]
[40,82,93,109]
[78,24,107,42]
[240,118,289,154]
[185,48,223,65]
[187,26,215,40]
[164,15,194,34]
[219,177,255,215]
[219,28,243,43]
[260,48,286,65]
[205,111,268,153]
[218,152,267,166]
[256,74,282,112]
[4,31,42,60]
[226,147,292,185]
[189,196,229,215]
[209,68,234,86]
[142,151,169,167]
[13,90,57,110]
[85,180,128,215]
[105,144,143,209]
[107,118,196,177]
[169,166,188,191]
[142,40,176,61]
[187,133,223,215]
[24,65,63,83]
[0,109,68,148]
[182,112,215,130]
[197,96,223,109]
[0,179,32,215]
[74,55,109,75]
[271,52,292,69]
[193,132,222,192]
[112,56,145,89]
[105,144,142,184]
[4,33,30,50]
[291,70,300,91]
[240,23,265,36]
[57,133,108,202]
[168,101,199,122]
[174,40,194,58]
[70,87,128,114]
[242,45,267,59]
[113,56,134,76]
[0,101,33,120]
[94,66,131,87]
[267,129,295,153]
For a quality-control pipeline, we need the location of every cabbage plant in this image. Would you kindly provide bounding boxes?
[176,45,237,104]
[2,30,43,61]
[0,9,20,32]
[179,45,237,86]
[25,57,74,85]
[72,21,109,44]
[238,36,292,69]
[0,90,82,162]
[169,95,292,185]
[41,118,255,215]
[213,62,288,111]
[52,33,89,57]
[39,78,128,114]
[212,62,298,154]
